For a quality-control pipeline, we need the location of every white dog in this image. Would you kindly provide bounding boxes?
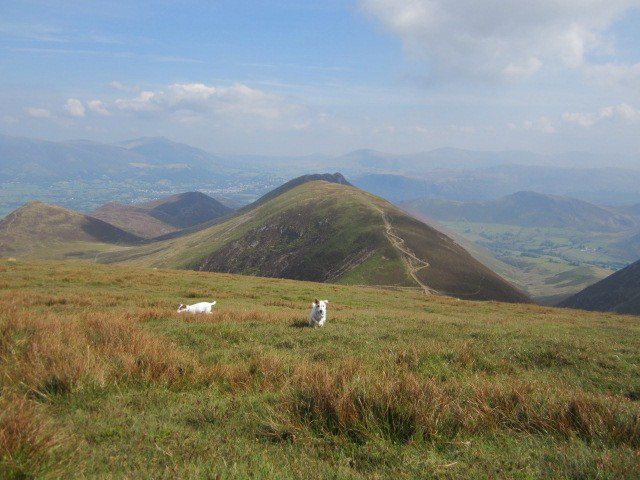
[177,301,217,314]
[308,299,329,327]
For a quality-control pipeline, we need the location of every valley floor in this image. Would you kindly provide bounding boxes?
[1,259,639,479]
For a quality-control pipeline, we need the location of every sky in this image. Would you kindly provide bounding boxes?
[0,0,639,156]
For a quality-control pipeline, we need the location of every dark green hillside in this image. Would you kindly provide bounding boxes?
[560,259,640,314]
[139,191,232,228]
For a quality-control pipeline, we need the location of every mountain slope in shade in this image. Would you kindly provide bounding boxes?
[0,201,141,259]
[90,202,180,239]
[91,192,233,238]
[139,191,232,228]
[559,260,640,314]
[102,177,529,303]
[401,191,638,232]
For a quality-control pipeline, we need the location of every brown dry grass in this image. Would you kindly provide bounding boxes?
[0,395,71,478]
[0,308,202,401]
[281,363,640,447]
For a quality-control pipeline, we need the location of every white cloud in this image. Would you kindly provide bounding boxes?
[114,82,304,125]
[26,107,52,118]
[87,100,109,115]
[108,80,139,92]
[503,57,543,80]
[584,62,640,88]
[64,98,86,117]
[563,104,640,127]
[1,114,18,124]
[361,0,640,81]
[509,117,557,134]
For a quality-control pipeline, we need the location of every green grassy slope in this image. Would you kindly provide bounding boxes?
[102,181,528,303]
[0,259,638,479]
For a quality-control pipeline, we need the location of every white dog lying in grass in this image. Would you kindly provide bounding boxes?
[177,301,217,314]
[308,299,329,327]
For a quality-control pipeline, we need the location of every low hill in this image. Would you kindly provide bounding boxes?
[138,191,232,228]
[0,259,638,478]
[103,177,528,303]
[560,259,640,314]
[92,192,233,238]
[90,202,180,239]
[0,201,140,259]
[402,191,638,232]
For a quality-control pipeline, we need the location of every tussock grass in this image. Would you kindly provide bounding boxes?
[0,395,70,479]
[281,364,639,447]
[0,258,639,478]
[0,309,202,400]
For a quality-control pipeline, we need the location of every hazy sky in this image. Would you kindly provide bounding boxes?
[1,1,639,156]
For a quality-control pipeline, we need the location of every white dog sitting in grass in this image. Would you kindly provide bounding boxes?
[308,299,329,327]
[177,301,217,314]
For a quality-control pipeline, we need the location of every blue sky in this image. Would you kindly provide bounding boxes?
[1,0,639,156]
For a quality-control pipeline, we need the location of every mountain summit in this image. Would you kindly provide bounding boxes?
[103,176,528,303]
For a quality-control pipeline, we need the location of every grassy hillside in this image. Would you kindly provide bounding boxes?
[0,201,140,259]
[0,259,638,479]
[90,202,180,238]
[102,180,528,303]
[560,259,640,314]
[91,192,232,238]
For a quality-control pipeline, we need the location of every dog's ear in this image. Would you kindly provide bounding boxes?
[314,298,319,305]
[323,300,329,304]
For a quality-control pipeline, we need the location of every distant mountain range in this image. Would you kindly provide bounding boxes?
[330,148,639,173]
[400,191,639,232]
[0,174,528,303]
[560,260,640,315]
[352,166,640,206]
[1,135,640,214]
[0,134,250,184]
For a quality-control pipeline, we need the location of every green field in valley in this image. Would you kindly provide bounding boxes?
[439,222,627,303]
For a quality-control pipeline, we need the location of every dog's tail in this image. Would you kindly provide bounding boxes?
[210,301,217,306]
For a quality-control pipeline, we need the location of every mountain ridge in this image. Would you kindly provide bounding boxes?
[101,177,529,303]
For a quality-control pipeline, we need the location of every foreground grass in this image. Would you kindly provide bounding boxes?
[0,259,638,479]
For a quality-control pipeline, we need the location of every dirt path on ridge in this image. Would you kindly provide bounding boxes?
[374,207,438,295]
